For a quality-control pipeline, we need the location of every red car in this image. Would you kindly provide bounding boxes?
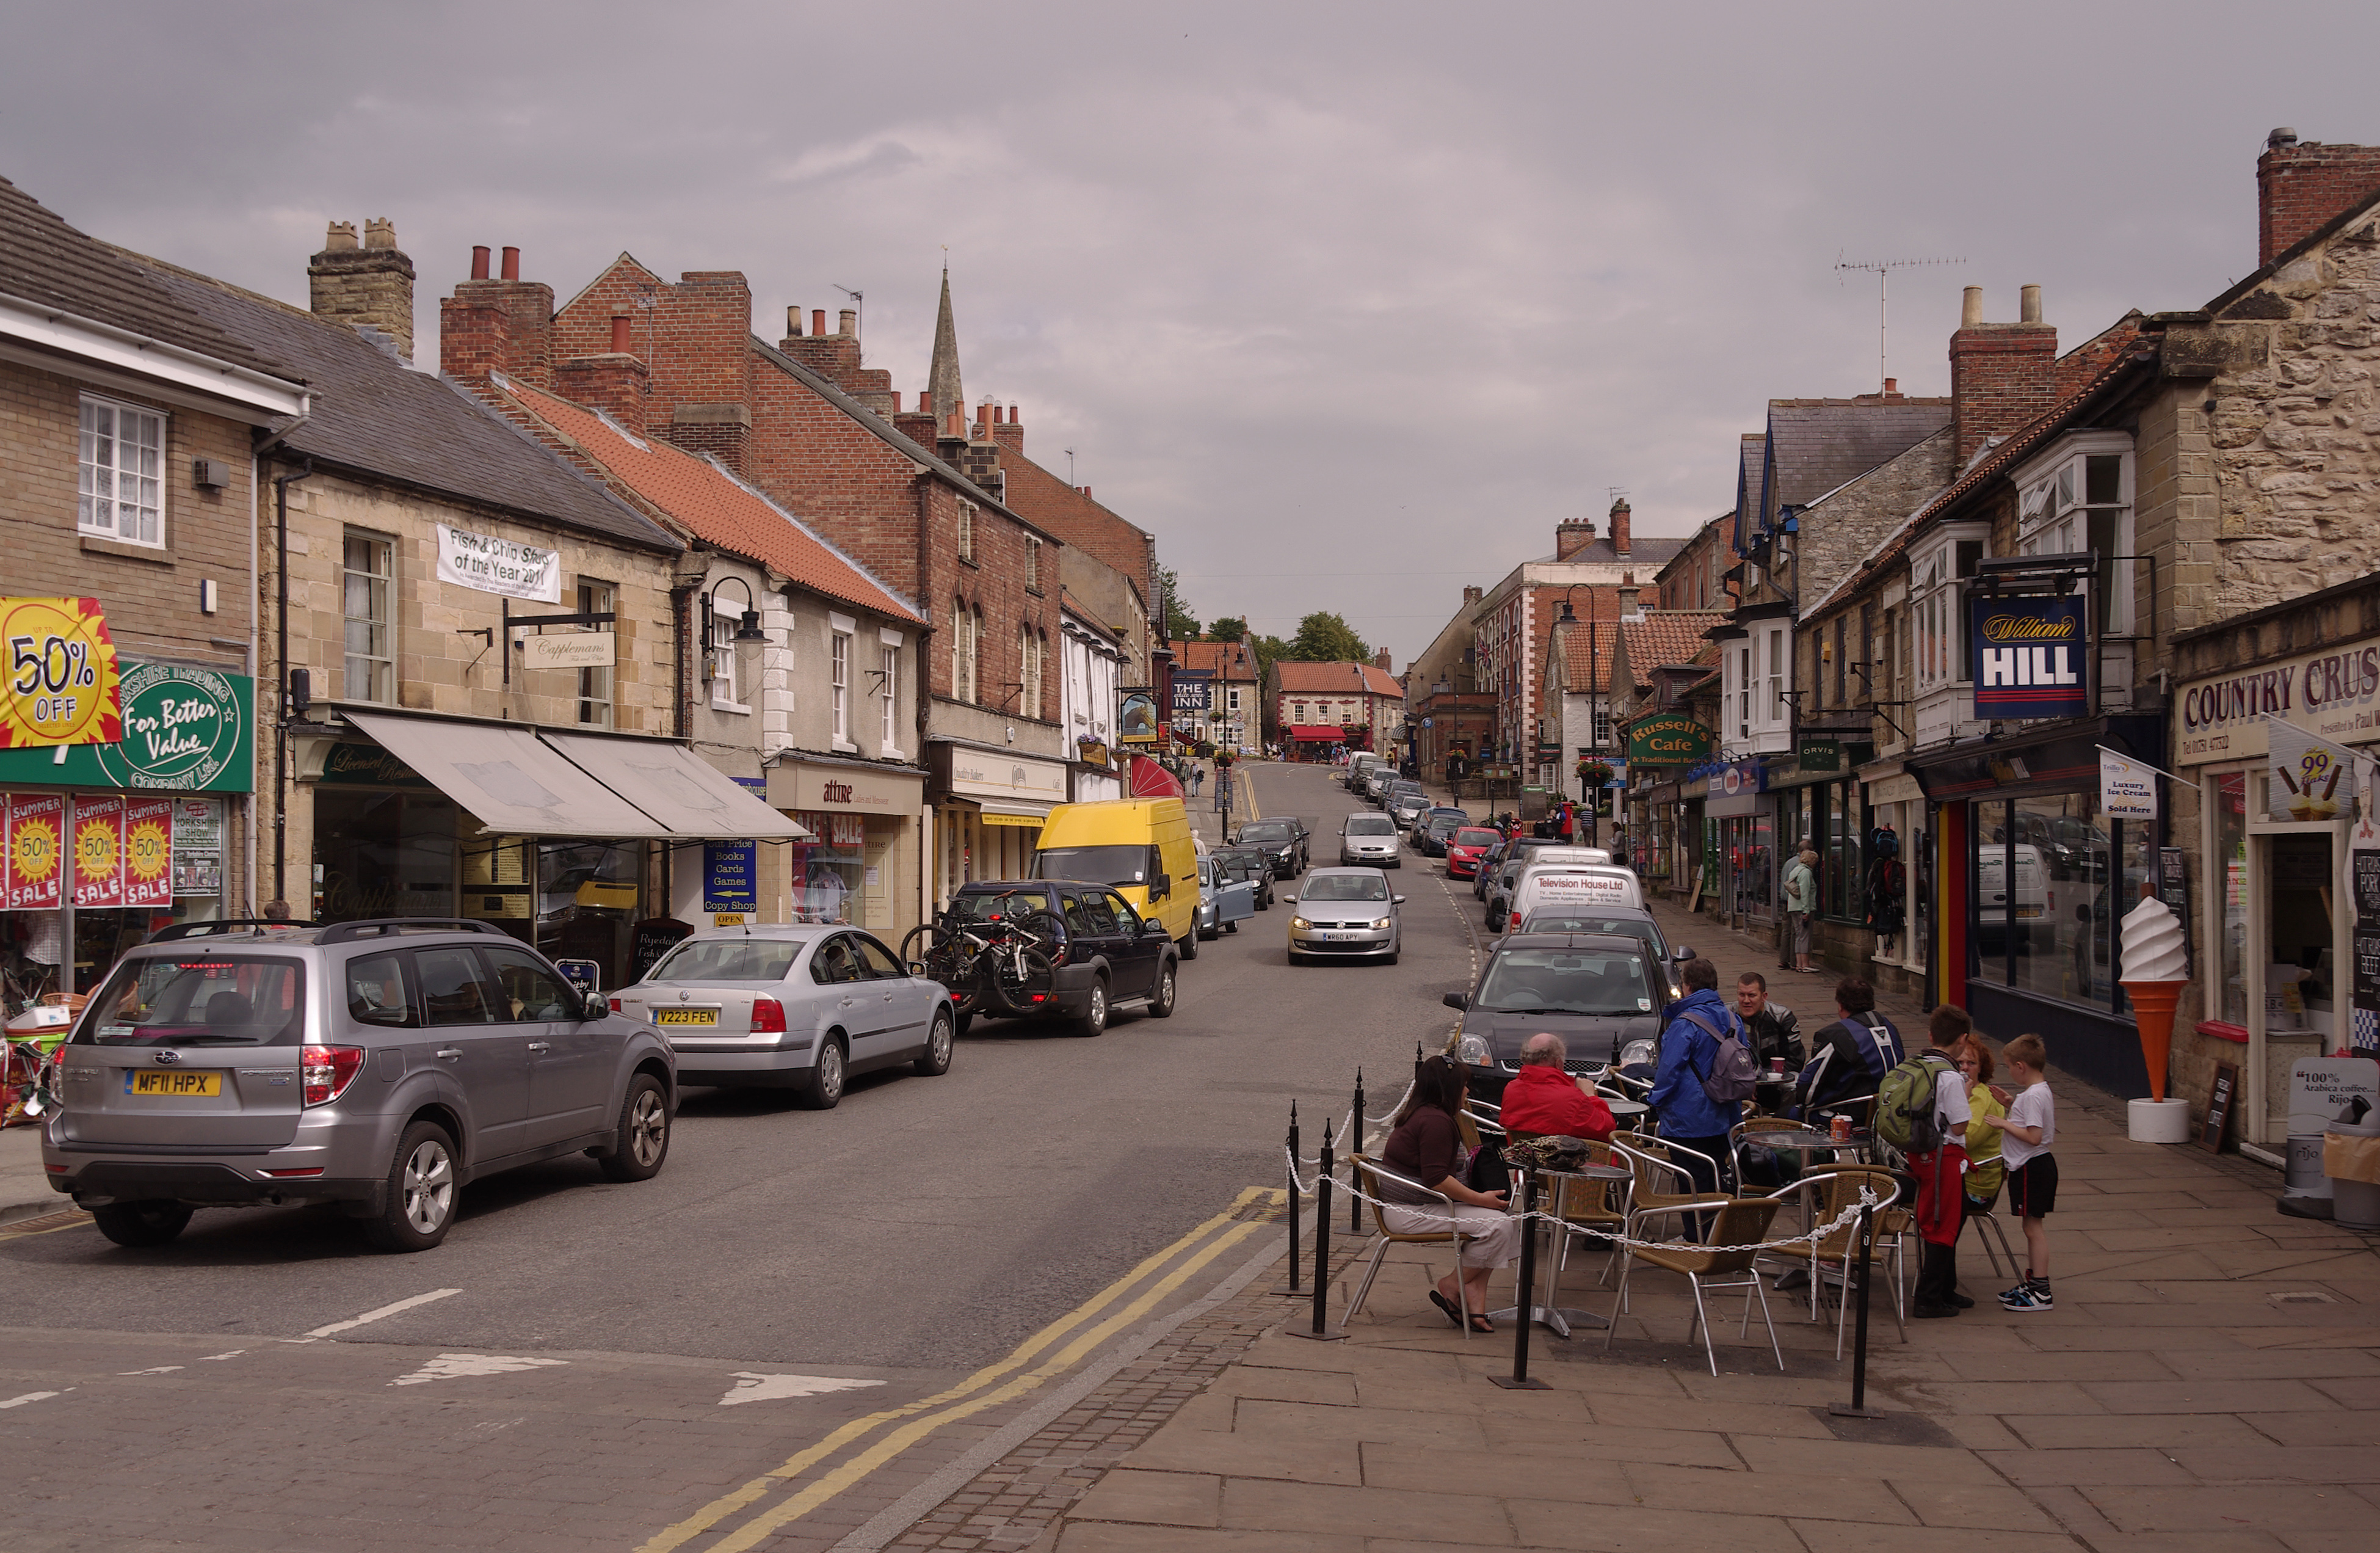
[1445,826,1501,879]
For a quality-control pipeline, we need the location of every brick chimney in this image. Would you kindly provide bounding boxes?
[1948,284,2057,466]
[1608,496,1631,558]
[992,402,1023,456]
[1555,515,1597,561]
[554,312,651,429]
[1462,585,1483,605]
[310,217,416,360]
[1374,650,1393,672]
[2257,129,2380,266]
[440,242,554,388]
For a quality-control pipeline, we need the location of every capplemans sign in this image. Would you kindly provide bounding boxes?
[2177,639,2380,765]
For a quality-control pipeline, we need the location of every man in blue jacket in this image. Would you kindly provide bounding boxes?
[1648,956,1744,1238]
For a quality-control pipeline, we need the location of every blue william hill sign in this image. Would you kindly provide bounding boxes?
[1972,594,2089,720]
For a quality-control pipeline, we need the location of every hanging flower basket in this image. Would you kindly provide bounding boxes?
[1575,759,1614,787]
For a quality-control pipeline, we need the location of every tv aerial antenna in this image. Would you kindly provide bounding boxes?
[1834,255,1964,391]
[831,283,863,342]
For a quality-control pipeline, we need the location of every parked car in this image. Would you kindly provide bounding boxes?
[1385,789,1431,831]
[620,923,951,1107]
[1473,837,1510,898]
[45,917,675,1252]
[1501,856,1638,934]
[932,880,1180,1037]
[1285,868,1405,966]
[1482,836,1595,925]
[1446,826,1501,880]
[1195,849,1258,939]
[1339,811,1403,868]
[1411,807,1469,857]
[1518,906,1691,997]
[1361,765,1398,802]
[1344,753,1385,791]
[1213,845,1278,909]
[1232,817,1309,878]
[1445,929,1674,1103]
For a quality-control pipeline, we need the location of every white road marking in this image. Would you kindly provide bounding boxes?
[390,1353,568,1388]
[719,1372,888,1408]
[198,1350,245,1361]
[306,1287,463,1339]
[0,1389,68,1409]
[118,1366,184,1376]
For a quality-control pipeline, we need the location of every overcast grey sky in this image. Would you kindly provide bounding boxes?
[5,2,2373,661]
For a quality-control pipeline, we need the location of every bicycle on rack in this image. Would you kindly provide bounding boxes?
[899,894,1059,1013]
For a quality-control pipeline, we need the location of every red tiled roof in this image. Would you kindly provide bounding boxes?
[1557,620,1623,686]
[1176,639,1258,678]
[495,377,921,624]
[1272,660,1402,697]
[1622,612,1727,672]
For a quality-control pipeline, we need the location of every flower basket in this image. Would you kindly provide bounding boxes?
[1575,759,1614,787]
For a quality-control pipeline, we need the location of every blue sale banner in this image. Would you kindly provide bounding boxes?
[1972,595,2088,719]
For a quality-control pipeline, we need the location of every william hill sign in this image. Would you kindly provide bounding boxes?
[1972,595,2088,720]
[1627,713,1713,766]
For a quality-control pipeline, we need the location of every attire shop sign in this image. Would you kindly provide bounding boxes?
[1972,595,2088,720]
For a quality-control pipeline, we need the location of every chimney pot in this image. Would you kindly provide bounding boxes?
[500,245,520,282]
[2269,126,2299,150]
[1882,376,1898,395]
[786,305,802,337]
[1010,402,1020,424]
[363,217,396,251]
[813,309,827,337]
[610,315,631,354]
[918,390,933,415]
[2020,283,2043,324]
[323,220,359,253]
[471,245,491,280]
[1961,286,1983,329]
[839,308,857,336]
[1081,487,1092,501]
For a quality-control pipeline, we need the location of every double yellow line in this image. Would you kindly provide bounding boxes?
[639,1188,1274,1553]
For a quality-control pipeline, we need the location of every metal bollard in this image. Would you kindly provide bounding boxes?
[1490,1166,1550,1388]
[1830,1199,1883,1419]
[1275,1100,1310,1297]
[1290,1118,1346,1339]
[1350,1068,1366,1235]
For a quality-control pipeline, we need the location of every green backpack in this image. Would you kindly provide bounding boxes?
[1874,1052,1954,1155]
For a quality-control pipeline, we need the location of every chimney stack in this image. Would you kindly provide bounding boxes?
[1608,496,1631,557]
[1555,515,1597,562]
[2257,129,2380,265]
[1949,285,2057,465]
[440,242,554,387]
[1619,584,1642,620]
[310,216,417,360]
[1462,585,1483,605]
[1375,650,1393,671]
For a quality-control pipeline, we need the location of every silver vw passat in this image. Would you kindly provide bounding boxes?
[611,925,954,1108]
[1285,867,1404,966]
[43,918,675,1253]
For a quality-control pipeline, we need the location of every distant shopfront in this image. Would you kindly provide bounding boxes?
[0,659,253,998]
[928,744,1068,906]
[767,755,926,936]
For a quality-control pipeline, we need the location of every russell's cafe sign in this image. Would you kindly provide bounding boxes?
[2177,638,2380,766]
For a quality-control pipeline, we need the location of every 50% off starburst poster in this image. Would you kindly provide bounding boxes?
[1,598,124,911]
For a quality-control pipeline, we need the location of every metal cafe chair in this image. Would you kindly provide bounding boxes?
[1755,1167,1906,1357]
[1345,1155,1490,1340]
[1603,1196,1786,1375]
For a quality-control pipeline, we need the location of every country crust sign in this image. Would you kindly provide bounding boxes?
[1626,713,1713,766]
[0,597,123,749]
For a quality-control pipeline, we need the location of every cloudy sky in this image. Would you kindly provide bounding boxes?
[5,2,2373,661]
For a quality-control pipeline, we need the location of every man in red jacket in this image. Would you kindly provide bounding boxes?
[1497,1034,1616,1140]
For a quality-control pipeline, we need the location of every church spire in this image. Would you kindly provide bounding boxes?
[927,261,963,429]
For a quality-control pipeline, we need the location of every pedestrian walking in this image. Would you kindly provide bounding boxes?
[1782,847,1818,973]
[1189,764,1204,796]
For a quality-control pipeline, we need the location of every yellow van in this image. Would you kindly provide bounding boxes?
[1032,798,1202,956]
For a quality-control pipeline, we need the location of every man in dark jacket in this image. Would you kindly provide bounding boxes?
[1794,976,1904,1121]
[1735,972,1803,1072]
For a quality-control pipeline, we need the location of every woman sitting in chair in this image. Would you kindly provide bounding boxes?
[1380,1055,1518,1333]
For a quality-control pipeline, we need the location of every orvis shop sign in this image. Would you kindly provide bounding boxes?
[1972,595,2088,720]
[2178,638,2380,766]
[0,661,253,793]
[1627,713,1713,766]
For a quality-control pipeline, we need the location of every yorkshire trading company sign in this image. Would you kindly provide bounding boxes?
[1971,595,2088,721]
[1626,713,1714,766]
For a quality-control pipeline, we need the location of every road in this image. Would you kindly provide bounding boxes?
[0,762,1482,1553]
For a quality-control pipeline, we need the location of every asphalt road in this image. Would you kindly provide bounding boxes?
[0,761,1484,1553]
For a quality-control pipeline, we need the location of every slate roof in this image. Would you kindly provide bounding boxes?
[1757,398,1951,531]
[1733,434,1767,548]
[1175,639,1258,679]
[126,255,677,551]
[0,175,296,382]
[1272,660,1402,697]
[493,376,921,623]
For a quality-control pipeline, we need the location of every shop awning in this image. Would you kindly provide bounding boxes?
[346,713,669,839]
[1286,725,1346,741]
[1127,755,1183,799]
[543,733,810,841]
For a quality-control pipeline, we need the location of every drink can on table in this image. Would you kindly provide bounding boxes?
[1830,1115,1852,1143]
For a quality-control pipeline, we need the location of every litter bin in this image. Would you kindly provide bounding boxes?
[2326,1117,2380,1232]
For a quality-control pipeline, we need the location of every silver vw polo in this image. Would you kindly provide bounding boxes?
[43,918,676,1253]
[1285,867,1405,966]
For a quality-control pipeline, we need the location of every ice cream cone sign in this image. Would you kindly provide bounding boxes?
[2120,895,2189,1103]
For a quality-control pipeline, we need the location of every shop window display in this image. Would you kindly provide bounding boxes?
[1973,794,2144,1010]
[791,810,866,923]
[2216,773,2248,1025]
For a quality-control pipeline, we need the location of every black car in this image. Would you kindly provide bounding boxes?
[943,881,1179,1038]
[1211,845,1277,909]
[1232,817,1309,878]
[1473,837,1509,899]
[1410,807,1469,857]
[1443,931,1674,1104]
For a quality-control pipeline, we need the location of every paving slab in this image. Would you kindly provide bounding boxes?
[1219,1480,1511,1540]
[1616,1462,1915,1524]
[2084,1483,2378,1533]
[1071,1471,1224,1530]
[1503,1500,1805,1552]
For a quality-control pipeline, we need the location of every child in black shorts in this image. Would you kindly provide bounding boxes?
[1976,1033,2056,1310]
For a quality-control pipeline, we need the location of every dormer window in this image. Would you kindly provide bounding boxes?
[1913,526,1987,695]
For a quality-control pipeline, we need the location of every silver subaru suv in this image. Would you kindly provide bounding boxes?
[42,917,677,1253]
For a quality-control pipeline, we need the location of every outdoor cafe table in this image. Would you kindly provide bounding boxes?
[1487,1161,1633,1339]
[1602,1097,1650,1130]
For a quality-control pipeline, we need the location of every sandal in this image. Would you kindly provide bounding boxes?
[1468,1312,1496,1334]
[1428,1289,1465,1329]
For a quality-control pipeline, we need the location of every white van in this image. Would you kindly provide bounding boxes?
[1503,864,1644,931]
[1978,843,2051,952]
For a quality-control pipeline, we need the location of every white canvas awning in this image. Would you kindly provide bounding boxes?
[540,733,810,841]
[345,713,669,838]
